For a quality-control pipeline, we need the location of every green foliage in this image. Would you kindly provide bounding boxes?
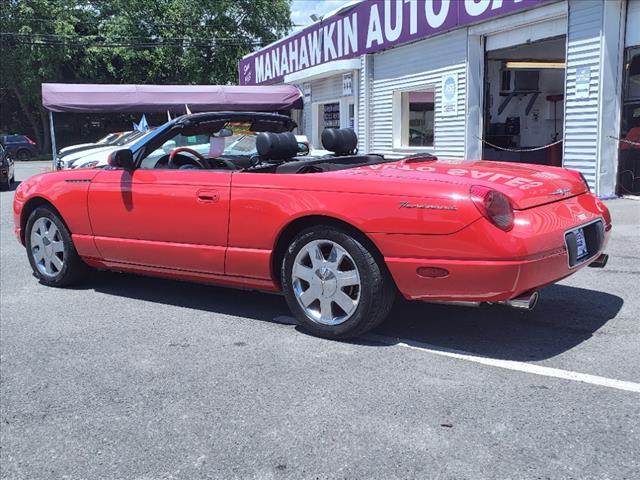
[0,0,292,150]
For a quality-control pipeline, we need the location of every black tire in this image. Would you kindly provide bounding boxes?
[25,206,89,287]
[281,226,395,340]
[0,176,9,191]
[16,149,32,161]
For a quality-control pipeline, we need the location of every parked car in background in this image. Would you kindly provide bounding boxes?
[0,134,38,161]
[58,130,148,169]
[58,131,129,157]
[0,143,15,190]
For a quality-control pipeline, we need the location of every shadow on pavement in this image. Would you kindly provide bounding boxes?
[85,270,292,323]
[374,283,623,361]
[84,271,623,362]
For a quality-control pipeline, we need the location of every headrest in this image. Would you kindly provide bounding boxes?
[256,132,299,161]
[321,128,358,155]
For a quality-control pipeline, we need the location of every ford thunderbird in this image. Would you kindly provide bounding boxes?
[13,112,611,339]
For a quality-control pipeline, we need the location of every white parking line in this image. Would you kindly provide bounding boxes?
[365,333,640,394]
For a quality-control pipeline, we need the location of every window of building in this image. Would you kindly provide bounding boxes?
[395,89,435,148]
[322,102,340,129]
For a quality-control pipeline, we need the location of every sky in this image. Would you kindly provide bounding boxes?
[289,0,351,30]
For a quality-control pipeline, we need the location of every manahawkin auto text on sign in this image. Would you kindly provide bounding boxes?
[239,0,549,85]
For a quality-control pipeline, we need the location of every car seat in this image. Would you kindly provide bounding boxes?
[321,128,358,156]
[254,132,299,163]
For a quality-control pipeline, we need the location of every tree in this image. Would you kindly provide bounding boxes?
[0,0,98,151]
[0,0,292,153]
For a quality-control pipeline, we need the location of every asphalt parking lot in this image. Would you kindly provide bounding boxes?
[1,161,639,479]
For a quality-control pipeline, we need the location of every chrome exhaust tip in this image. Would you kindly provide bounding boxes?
[500,291,539,310]
[588,253,608,268]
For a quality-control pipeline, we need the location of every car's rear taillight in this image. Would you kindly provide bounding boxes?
[25,136,36,145]
[469,185,514,232]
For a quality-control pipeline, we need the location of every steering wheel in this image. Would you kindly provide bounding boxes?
[168,147,208,169]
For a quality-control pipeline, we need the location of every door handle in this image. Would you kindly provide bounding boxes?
[196,189,219,203]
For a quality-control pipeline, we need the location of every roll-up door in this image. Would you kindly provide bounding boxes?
[485,17,567,51]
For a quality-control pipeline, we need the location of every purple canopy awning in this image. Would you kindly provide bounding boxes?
[42,83,303,113]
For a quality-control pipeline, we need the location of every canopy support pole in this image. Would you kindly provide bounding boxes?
[49,111,57,170]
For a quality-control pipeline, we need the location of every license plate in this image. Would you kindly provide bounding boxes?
[574,227,588,259]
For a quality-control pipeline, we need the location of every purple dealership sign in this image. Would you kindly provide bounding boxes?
[239,0,550,85]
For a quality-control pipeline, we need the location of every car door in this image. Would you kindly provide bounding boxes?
[87,167,231,275]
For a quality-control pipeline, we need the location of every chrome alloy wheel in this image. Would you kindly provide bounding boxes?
[30,217,65,277]
[291,239,361,326]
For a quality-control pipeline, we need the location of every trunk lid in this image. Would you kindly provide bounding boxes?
[348,159,587,209]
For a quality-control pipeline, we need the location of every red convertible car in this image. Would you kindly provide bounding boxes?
[13,112,611,339]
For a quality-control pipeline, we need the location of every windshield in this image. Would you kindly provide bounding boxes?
[115,130,146,146]
[139,123,263,169]
[97,132,125,144]
[97,133,115,144]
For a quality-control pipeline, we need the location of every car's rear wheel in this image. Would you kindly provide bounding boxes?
[16,149,32,161]
[282,227,395,340]
[25,207,88,287]
[1,176,10,191]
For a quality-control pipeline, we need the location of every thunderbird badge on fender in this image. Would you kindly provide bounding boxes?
[399,201,457,211]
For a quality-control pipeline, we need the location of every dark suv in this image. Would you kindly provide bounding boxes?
[0,143,15,190]
[0,134,38,160]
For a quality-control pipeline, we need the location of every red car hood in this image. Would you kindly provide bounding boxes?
[343,159,588,209]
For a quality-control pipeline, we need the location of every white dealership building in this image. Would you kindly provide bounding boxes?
[240,0,640,197]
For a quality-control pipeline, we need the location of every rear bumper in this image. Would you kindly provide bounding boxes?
[384,248,589,302]
[371,193,611,302]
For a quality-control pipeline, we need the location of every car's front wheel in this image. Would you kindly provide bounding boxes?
[25,206,88,287]
[281,227,395,340]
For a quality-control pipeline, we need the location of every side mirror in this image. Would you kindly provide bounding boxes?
[107,149,134,169]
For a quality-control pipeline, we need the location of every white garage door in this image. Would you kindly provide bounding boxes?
[485,16,568,52]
